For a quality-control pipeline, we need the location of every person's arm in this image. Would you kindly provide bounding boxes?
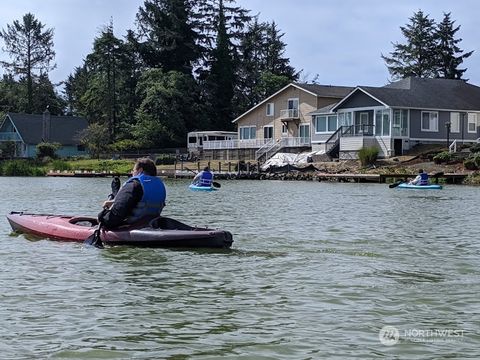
[410,175,421,184]
[192,172,202,183]
[98,180,143,228]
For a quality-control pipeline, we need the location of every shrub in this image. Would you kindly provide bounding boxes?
[464,153,480,170]
[433,151,453,164]
[469,143,480,153]
[51,159,72,171]
[2,160,45,176]
[358,146,379,166]
[36,142,61,159]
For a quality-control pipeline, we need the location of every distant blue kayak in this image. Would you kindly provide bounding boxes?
[397,183,442,190]
[189,184,217,192]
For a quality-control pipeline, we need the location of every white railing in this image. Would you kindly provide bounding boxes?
[449,139,457,153]
[280,109,299,119]
[203,138,270,150]
[280,137,311,147]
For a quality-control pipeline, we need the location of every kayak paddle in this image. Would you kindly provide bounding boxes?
[84,223,104,248]
[389,180,403,189]
[185,167,220,188]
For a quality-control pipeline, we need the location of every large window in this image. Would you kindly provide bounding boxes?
[338,112,353,127]
[263,125,273,139]
[375,109,390,136]
[450,113,460,133]
[240,126,256,139]
[421,111,438,132]
[315,115,337,133]
[468,113,478,133]
[393,109,408,137]
[299,124,310,142]
[282,123,288,135]
[266,103,274,116]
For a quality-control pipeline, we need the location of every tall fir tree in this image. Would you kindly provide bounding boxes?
[382,10,437,79]
[0,13,55,113]
[136,0,200,73]
[435,12,473,79]
[195,0,251,130]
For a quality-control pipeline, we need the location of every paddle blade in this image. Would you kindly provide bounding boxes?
[212,181,221,188]
[84,229,104,248]
[389,181,402,189]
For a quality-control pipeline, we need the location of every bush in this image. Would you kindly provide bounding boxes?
[51,159,72,171]
[358,146,379,166]
[2,160,45,176]
[36,142,61,159]
[433,151,453,164]
[464,153,480,170]
[469,143,480,153]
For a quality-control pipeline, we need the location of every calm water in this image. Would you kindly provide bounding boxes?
[0,177,479,359]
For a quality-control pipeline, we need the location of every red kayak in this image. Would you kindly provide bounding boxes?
[7,212,233,249]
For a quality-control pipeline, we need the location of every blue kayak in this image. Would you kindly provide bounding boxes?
[189,184,217,192]
[397,183,442,190]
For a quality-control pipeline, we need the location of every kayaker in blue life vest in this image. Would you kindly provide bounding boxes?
[192,166,214,187]
[98,158,166,229]
[409,169,429,186]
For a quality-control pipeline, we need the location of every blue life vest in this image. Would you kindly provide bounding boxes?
[197,171,213,187]
[125,173,166,223]
[419,172,429,186]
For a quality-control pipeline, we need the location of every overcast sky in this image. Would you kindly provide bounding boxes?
[0,0,479,89]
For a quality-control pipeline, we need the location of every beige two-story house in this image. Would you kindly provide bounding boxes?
[230,83,353,161]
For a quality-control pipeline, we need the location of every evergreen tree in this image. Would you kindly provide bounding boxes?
[0,13,55,113]
[136,0,200,73]
[435,12,473,79]
[235,19,297,112]
[382,10,437,79]
[196,0,251,130]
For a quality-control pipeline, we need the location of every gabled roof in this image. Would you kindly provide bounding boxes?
[232,82,353,123]
[332,77,480,112]
[5,112,88,145]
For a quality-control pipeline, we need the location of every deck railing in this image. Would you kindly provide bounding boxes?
[280,109,299,119]
[203,138,270,150]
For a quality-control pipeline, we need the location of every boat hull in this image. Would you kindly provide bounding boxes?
[188,184,217,191]
[7,212,233,248]
[397,183,443,190]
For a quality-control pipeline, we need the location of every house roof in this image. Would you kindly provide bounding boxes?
[5,112,88,145]
[307,102,338,115]
[232,82,353,123]
[332,77,480,112]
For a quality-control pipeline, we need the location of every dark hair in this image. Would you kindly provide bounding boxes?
[135,158,157,176]
[204,166,210,172]
[418,169,424,173]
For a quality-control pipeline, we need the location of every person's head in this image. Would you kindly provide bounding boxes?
[204,166,210,172]
[418,169,424,174]
[133,158,157,176]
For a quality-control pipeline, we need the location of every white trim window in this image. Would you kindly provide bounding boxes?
[468,113,478,133]
[338,112,353,127]
[421,111,438,132]
[393,109,408,137]
[375,109,390,136]
[266,103,274,117]
[450,112,460,133]
[314,115,337,133]
[281,123,288,136]
[239,126,256,140]
[263,125,273,139]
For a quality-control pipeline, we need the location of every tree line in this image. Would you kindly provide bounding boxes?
[0,6,474,153]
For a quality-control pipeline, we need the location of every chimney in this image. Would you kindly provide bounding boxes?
[42,106,51,142]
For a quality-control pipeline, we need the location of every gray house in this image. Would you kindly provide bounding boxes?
[0,111,88,158]
[309,77,480,159]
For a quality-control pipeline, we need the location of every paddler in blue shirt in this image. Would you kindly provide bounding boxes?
[409,169,429,186]
[99,158,166,229]
[192,166,214,187]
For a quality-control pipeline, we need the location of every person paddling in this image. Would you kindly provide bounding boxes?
[192,166,214,187]
[409,169,429,186]
[98,158,166,229]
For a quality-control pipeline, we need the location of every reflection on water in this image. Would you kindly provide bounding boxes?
[0,177,479,359]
